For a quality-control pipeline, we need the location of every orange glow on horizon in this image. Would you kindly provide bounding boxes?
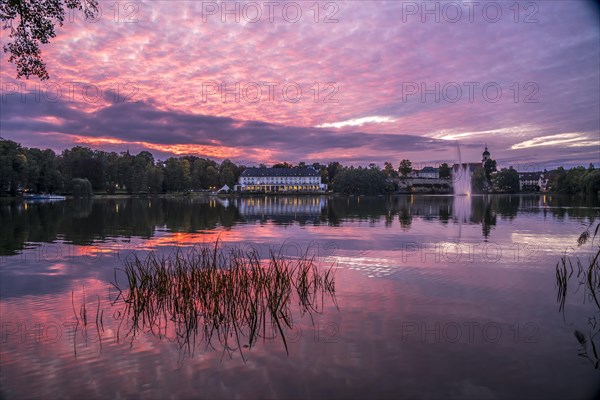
[64,134,287,163]
[70,134,244,159]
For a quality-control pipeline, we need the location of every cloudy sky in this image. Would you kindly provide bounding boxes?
[1,0,598,169]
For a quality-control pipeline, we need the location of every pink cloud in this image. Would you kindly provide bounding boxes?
[1,0,598,167]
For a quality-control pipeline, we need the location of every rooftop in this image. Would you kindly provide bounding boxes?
[241,167,320,177]
[420,167,439,173]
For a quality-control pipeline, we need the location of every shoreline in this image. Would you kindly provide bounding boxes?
[0,191,591,201]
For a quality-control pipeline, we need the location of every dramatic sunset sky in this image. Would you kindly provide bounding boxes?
[1,0,598,169]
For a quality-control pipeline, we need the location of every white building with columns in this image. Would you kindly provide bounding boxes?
[234,167,327,192]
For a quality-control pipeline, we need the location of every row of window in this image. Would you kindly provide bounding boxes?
[240,185,322,191]
[241,177,320,184]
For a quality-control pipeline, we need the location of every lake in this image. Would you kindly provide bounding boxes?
[1,194,599,399]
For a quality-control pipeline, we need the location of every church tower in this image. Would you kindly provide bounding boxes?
[482,145,490,166]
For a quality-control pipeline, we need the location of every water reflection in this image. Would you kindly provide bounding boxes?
[2,195,599,257]
[69,243,338,367]
[234,196,326,224]
[453,195,471,224]
[2,194,600,399]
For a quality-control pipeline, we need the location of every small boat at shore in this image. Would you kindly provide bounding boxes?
[23,194,67,201]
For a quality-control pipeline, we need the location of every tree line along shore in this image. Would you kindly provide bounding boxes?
[1,139,598,197]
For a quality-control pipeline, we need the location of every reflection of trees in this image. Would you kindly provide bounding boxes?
[495,195,520,219]
[1,199,63,256]
[71,199,93,218]
[322,201,340,226]
[322,197,391,226]
[162,200,239,232]
[482,201,496,240]
[439,204,450,224]
[60,199,161,245]
[543,194,600,220]
[385,210,394,227]
[3,195,599,255]
[556,221,600,369]
[322,196,458,228]
[329,196,390,221]
[398,208,412,229]
[0,198,239,254]
[471,196,497,239]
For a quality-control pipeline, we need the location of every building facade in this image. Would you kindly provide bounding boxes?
[518,172,549,192]
[234,167,327,192]
[411,166,439,179]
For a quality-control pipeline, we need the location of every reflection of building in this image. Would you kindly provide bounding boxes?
[518,172,549,192]
[234,196,326,221]
[234,167,327,192]
[392,195,452,219]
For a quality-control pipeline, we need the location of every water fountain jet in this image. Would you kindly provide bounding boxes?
[453,163,472,196]
[453,143,473,226]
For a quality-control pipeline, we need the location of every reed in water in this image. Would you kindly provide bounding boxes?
[556,221,600,369]
[113,240,337,362]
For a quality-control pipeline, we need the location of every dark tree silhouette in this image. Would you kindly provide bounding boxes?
[483,158,497,181]
[398,159,412,178]
[439,163,451,179]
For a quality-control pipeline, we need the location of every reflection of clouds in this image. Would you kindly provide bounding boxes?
[510,232,592,257]
[0,278,209,397]
[38,262,68,276]
[332,255,397,278]
[4,211,600,397]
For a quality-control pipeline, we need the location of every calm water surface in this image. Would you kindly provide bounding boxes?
[1,194,599,399]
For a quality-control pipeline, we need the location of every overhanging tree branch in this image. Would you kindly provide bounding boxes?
[1,0,98,80]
